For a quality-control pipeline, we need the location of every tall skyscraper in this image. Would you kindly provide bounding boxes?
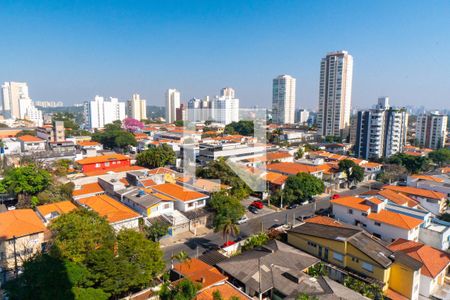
[186,90,239,125]
[295,108,310,124]
[84,96,126,129]
[165,89,181,123]
[355,97,408,159]
[317,51,353,137]
[416,112,448,149]
[127,93,147,121]
[220,87,235,99]
[272,75,296,124]
[1,81,30,118]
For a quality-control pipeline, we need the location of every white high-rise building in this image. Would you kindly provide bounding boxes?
[355,97,409,159]
[212,96,239,125]
[295,109,310,124]
[84,96,126,129]
[127,93,147,121]
[416,112,448,149]
[220,87,235,99]
[165,89,181,123]
[272,75,296,124]
[25,105,43,127]
[317,51,353,137]
[1,82,30,119]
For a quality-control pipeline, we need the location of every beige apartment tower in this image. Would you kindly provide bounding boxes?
[317,51,353,137]
[127,93,147,121]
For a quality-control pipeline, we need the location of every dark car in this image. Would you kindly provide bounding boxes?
[287,203,299,209]
[350,186,357,190]
[248,205,259,214]
[269,224,282,230]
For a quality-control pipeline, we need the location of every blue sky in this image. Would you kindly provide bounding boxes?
[1,0,449,110]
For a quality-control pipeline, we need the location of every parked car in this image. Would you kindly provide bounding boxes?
[287,203,299,209]
[316,207,331,216]
[236,215,249,224]
[269,223,282,230]
[222,240,236,248]
[331,194,340,199]
[349,186,357,190]
[248,206,259,214]
[251,201,264,209]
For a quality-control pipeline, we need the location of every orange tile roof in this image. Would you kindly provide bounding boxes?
[411,174,444,183]
[17,135,44,142]
[76,154,130,165]
[0,129,22,138]
[389,238,450,278]
[383,185,445,200]
[385,288,409,300]
[377,189,418,208]
[263,171,288,186]
[151,183,207,202]
[196,282,251,300]
[77,141,100,146]
[361,161,382,169]
[119,178,130,186]
[267,162,324,175]
[78,195,140,223]
[368,210,423,230]
[305,216,343,227]
[191,179,231,192]
[72,182,105,197]
[147,167,177,175]
[403,151,423,157]
[331,196,371,212]
[440,167,450,174]
[83,165,146,176]
[0,209,46,240]
[245,152,293,163]
[140,178,156,187]
[36,201,77,218]
[173,258,227,289]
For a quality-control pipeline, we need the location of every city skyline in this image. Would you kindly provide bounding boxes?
[1,1,450,110]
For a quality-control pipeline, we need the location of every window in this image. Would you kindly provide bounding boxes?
[362,262,373,272]
[307,241,317,247]
[351,256,359,263]
[95,163,101,168]
[374,222,381,226]
[333,252,344,262]
[163,204,170,209]
[348,209,353,214]
[362,212,368,217]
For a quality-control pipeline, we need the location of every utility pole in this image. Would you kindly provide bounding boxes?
[280,192,283,209]
[13,235,18,277]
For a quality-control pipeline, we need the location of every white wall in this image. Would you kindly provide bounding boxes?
[175,199,206,212]
[112,218,140,232]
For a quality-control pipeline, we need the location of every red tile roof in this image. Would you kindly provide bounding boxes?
[382,185,446,200]
[17,135,44,142]
[368,210,423,230]
[173,258,227,289]
[0,209,46,240]
[72,182,105,197]
[76,154,130,165]
[267,162,325,175]
[78,195,140,223]
[151,183,207,202]
[389,238,450,278]
[305,216,343,227]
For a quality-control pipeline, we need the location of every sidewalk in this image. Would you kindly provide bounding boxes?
[159,227,211,247]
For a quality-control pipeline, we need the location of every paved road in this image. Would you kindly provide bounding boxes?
[162,197,330,262]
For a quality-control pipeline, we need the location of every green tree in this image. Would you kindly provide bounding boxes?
[388,153,431,174]
[15,129,37,137]
[91,121,137,150]
[0,165,52,207]
[376,164,407,184]
[224,120,254,136]
[197,158,250,199]
[296,293,318,300]
[338,159,365,188]
[54,159,73,176]
[295,147,304,159]
[307,262,327,277]
[174,120,185,127]
[145,221,169,241]
[209,192,245,224]
[159,279,200,300]
[213,290,223,300]
[171,250,191,267]
[50,209,115,264]
[242,232,269,251]
[428,148,450,167]
[272,172,324,207]
[136,144,176,168]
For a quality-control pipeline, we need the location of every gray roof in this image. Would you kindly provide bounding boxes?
[123,189,164,208]
[289,223,393,268]
[217,240,320,294]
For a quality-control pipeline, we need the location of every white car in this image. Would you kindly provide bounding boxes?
[236,215,249,224]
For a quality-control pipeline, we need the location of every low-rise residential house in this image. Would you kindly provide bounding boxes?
[266,162,326,179]
[76,195,141,231]
[382,185,447,215]
[374,189,419,209]
[35,201,77,225]
[198,143,266,166]
[17,135,46,152]
[77,141,103,152]
[171,258,251,300]
[125,170,165,187]
[217,240,325,299]
[176,177,231,195]
[419,218,450,251]
[287,221,423,300]
[48,140,76,154]
[36,121,65,142]
[76,154,131,174]
[151,183,209,212]
[72,182,105,200]
[331,196,423,242]
[241,151,294,168]
[389,238,450,299]
[0,209,47,282]
[407,174,450,200]
[0,138,22,155]
[119,188,174,218]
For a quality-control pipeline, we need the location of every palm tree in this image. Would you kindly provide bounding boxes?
[170,250,191,269]
[219,218,240,244]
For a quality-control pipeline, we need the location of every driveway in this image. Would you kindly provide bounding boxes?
[241,196,275,220]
